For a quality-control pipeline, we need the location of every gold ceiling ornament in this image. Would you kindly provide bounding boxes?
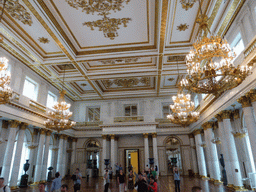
[140,77,150,86]
[180,0,197,11]
[45,65,75,132]
[113,77,139,88]
[177,23,189,31]
[0,0,32,26]
[180,11,252,96]
[100,57,139,65]
[168,77,174,82]
[38,37,50,44]
[65,0,131,16]
[0,57,13,104]
[80,83,87,87]
[83,15,131,40]
[102,79,113,88]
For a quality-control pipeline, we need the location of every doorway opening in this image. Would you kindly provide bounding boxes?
[125,149,139,174]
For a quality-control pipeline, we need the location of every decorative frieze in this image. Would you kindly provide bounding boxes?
[202,122,213,130]
[221,110,232,119]
[237,96,251,108]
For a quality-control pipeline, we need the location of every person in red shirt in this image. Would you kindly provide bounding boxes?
[147,176,157,192]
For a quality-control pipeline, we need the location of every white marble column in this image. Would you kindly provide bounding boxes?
[202,122,222,184]
[33,129,46,184]
[152,133,159,172]
[41,131,51,181]
[110,134,115,173]
[221,110,243,190]
[57,135,64,173]
[102,135,107,176]
[1,120,20,184]
[10,123,28,189]
[0,121,9,168]
[62,136,68,176]
[193,130,207,178]
[238,95,256,166]
[215,114,234,187]
[189,134,199,175]
[114,137,118,175]
[143,133,149,168]
[70,138,77,172]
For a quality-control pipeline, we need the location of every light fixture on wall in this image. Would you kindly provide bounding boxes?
[0,0,13,104]
[180,1,252,96]
[45,65,76,132]
[167,62,199,126]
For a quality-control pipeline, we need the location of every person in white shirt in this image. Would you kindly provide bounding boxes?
[0,177,10,192]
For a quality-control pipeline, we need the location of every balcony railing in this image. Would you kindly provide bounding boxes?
[75,121,103,127]
[114,116,144,122]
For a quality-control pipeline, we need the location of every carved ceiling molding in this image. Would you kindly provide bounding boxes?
[0,0,33,26]
[38,37,50,44]
[177,23,189,31]
[102,77,151,88]
[100,57,140,65]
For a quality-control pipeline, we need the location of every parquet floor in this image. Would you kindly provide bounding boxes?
[12,176,253,192]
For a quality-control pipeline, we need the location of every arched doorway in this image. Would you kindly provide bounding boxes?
[85,140,100,177]
[165,136,182,175]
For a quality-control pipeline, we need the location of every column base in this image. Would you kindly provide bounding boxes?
[233,186,248,191]
[31,181,40,185]
[209,178,215,182]
[10,186,18,190]
[227,184,234,188]
[200,175,209,180]
[214,180,223,185]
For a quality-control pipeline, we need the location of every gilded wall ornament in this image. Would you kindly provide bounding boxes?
[0,0,33,26]
[113,78,139,88]
[38,37,50,44]
[167,55,185,62]
[100,57,139,65]
[180,0,196,11]
[83,15,131,40]
[102,79,113,88]
[140,77,150,86]
[177,23,189,31]
[80,83,87,87]
[168,78,174,82]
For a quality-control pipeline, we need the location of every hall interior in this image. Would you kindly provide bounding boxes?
[1,0,256,191]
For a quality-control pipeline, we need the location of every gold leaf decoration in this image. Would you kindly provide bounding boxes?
[0,0,33,26]
[177,24,189,31]
[140,77,150,86]
[80,83,87,87]
[113,78,139,88]
[100,57,139,65]
[168,78,174,82]
[38,37,50,44]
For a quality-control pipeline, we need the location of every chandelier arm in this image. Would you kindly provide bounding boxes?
[0,0,7,23]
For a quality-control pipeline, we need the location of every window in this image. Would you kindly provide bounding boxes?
[23,77,38,101]
[47,92,57,109]
[202,94,207,100]
[194,95,199,108]
[87,107,100,122]
[231,33,245,60]
[124,105,137,116]
[162,104,171,118]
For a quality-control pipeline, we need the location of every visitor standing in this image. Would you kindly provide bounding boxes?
[74,168,82,192]
[104,169,110,192]
[86,168,89,182]
[174,167,181,192]
[115,163,120,178]
[38,182,46,192]
[0,177,10,192]
[60,184,68,192]
[134,172,148,192]
[145,165,149,175]
[117,170,126,192]
[109,167,113,180]
[50,172,62,192]
[128,170,134,190]
[146,176,157,192]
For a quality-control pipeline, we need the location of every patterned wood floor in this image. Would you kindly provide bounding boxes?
[12,176,252,192]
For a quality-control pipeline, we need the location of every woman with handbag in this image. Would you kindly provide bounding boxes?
[73,168,82,192]
[128,170,134,190]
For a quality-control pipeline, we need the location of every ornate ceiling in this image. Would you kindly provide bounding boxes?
[0,0,245,101]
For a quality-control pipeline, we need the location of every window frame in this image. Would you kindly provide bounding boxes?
[86,106,101,122]
[124,104,138,117]
[22,76,39,101]
[162,103,171,119]
[230,33,245,60]
[46,91,57,109]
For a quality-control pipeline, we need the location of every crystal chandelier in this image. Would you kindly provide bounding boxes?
[45,66,76,132]
[180,10,252,96]
[83,15,131,40]
[167,62,199,126]
[180,0,197,11]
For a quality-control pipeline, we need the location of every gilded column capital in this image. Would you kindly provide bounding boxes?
[233,109,240,119]
[221,110,232,119]
[59,134,65,139]
[214,114,223,122]
[40,128,46,135]
[213,122,218,130]
[110,134,115,140]
[143,133,148,138]
[33,129,39,135]
[152,133,157,138]
[188,134,194,138]
[2,120,9,129]
[237,96,251,108]
[46,130,52,136]
[246,89,256,103]
[9,120,21,128]
[102,134,107,139]
[63,135,68,140]
[72,138,78,142]
[202,122,213,131]
[193,129,201,136]
[20,123,29,130]
[114,137,118,141]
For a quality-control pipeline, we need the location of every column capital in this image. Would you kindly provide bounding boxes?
[143,133,149,138]
[40,128,46,135]
[63,135,68,140]
[152,133,157,138]
[33,129,39,135]
[59,134,65,139]
[221,110,232,119]
[246,89,256,103]
[102,134,107,139]
[2,120,9,129]
[202,122,213,130]
[20,123,29,130]
[193,129,201,136]
[233,109,240,119]
[237,96,251,108]
[215,114,223,122]
[188,134,194,138]
[46,130,52,136]
[72,138,78,142]
[114,137,118,141]
[8,120,21,128]
[110,134,115,140]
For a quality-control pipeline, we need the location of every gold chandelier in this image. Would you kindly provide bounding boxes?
[0,58,12,104]
[83,15,131,40]
[180,12,252,96]
[45,66,75,132]
[180,0,197,10]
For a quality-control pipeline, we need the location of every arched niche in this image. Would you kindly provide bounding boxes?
[164,136,183,175]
